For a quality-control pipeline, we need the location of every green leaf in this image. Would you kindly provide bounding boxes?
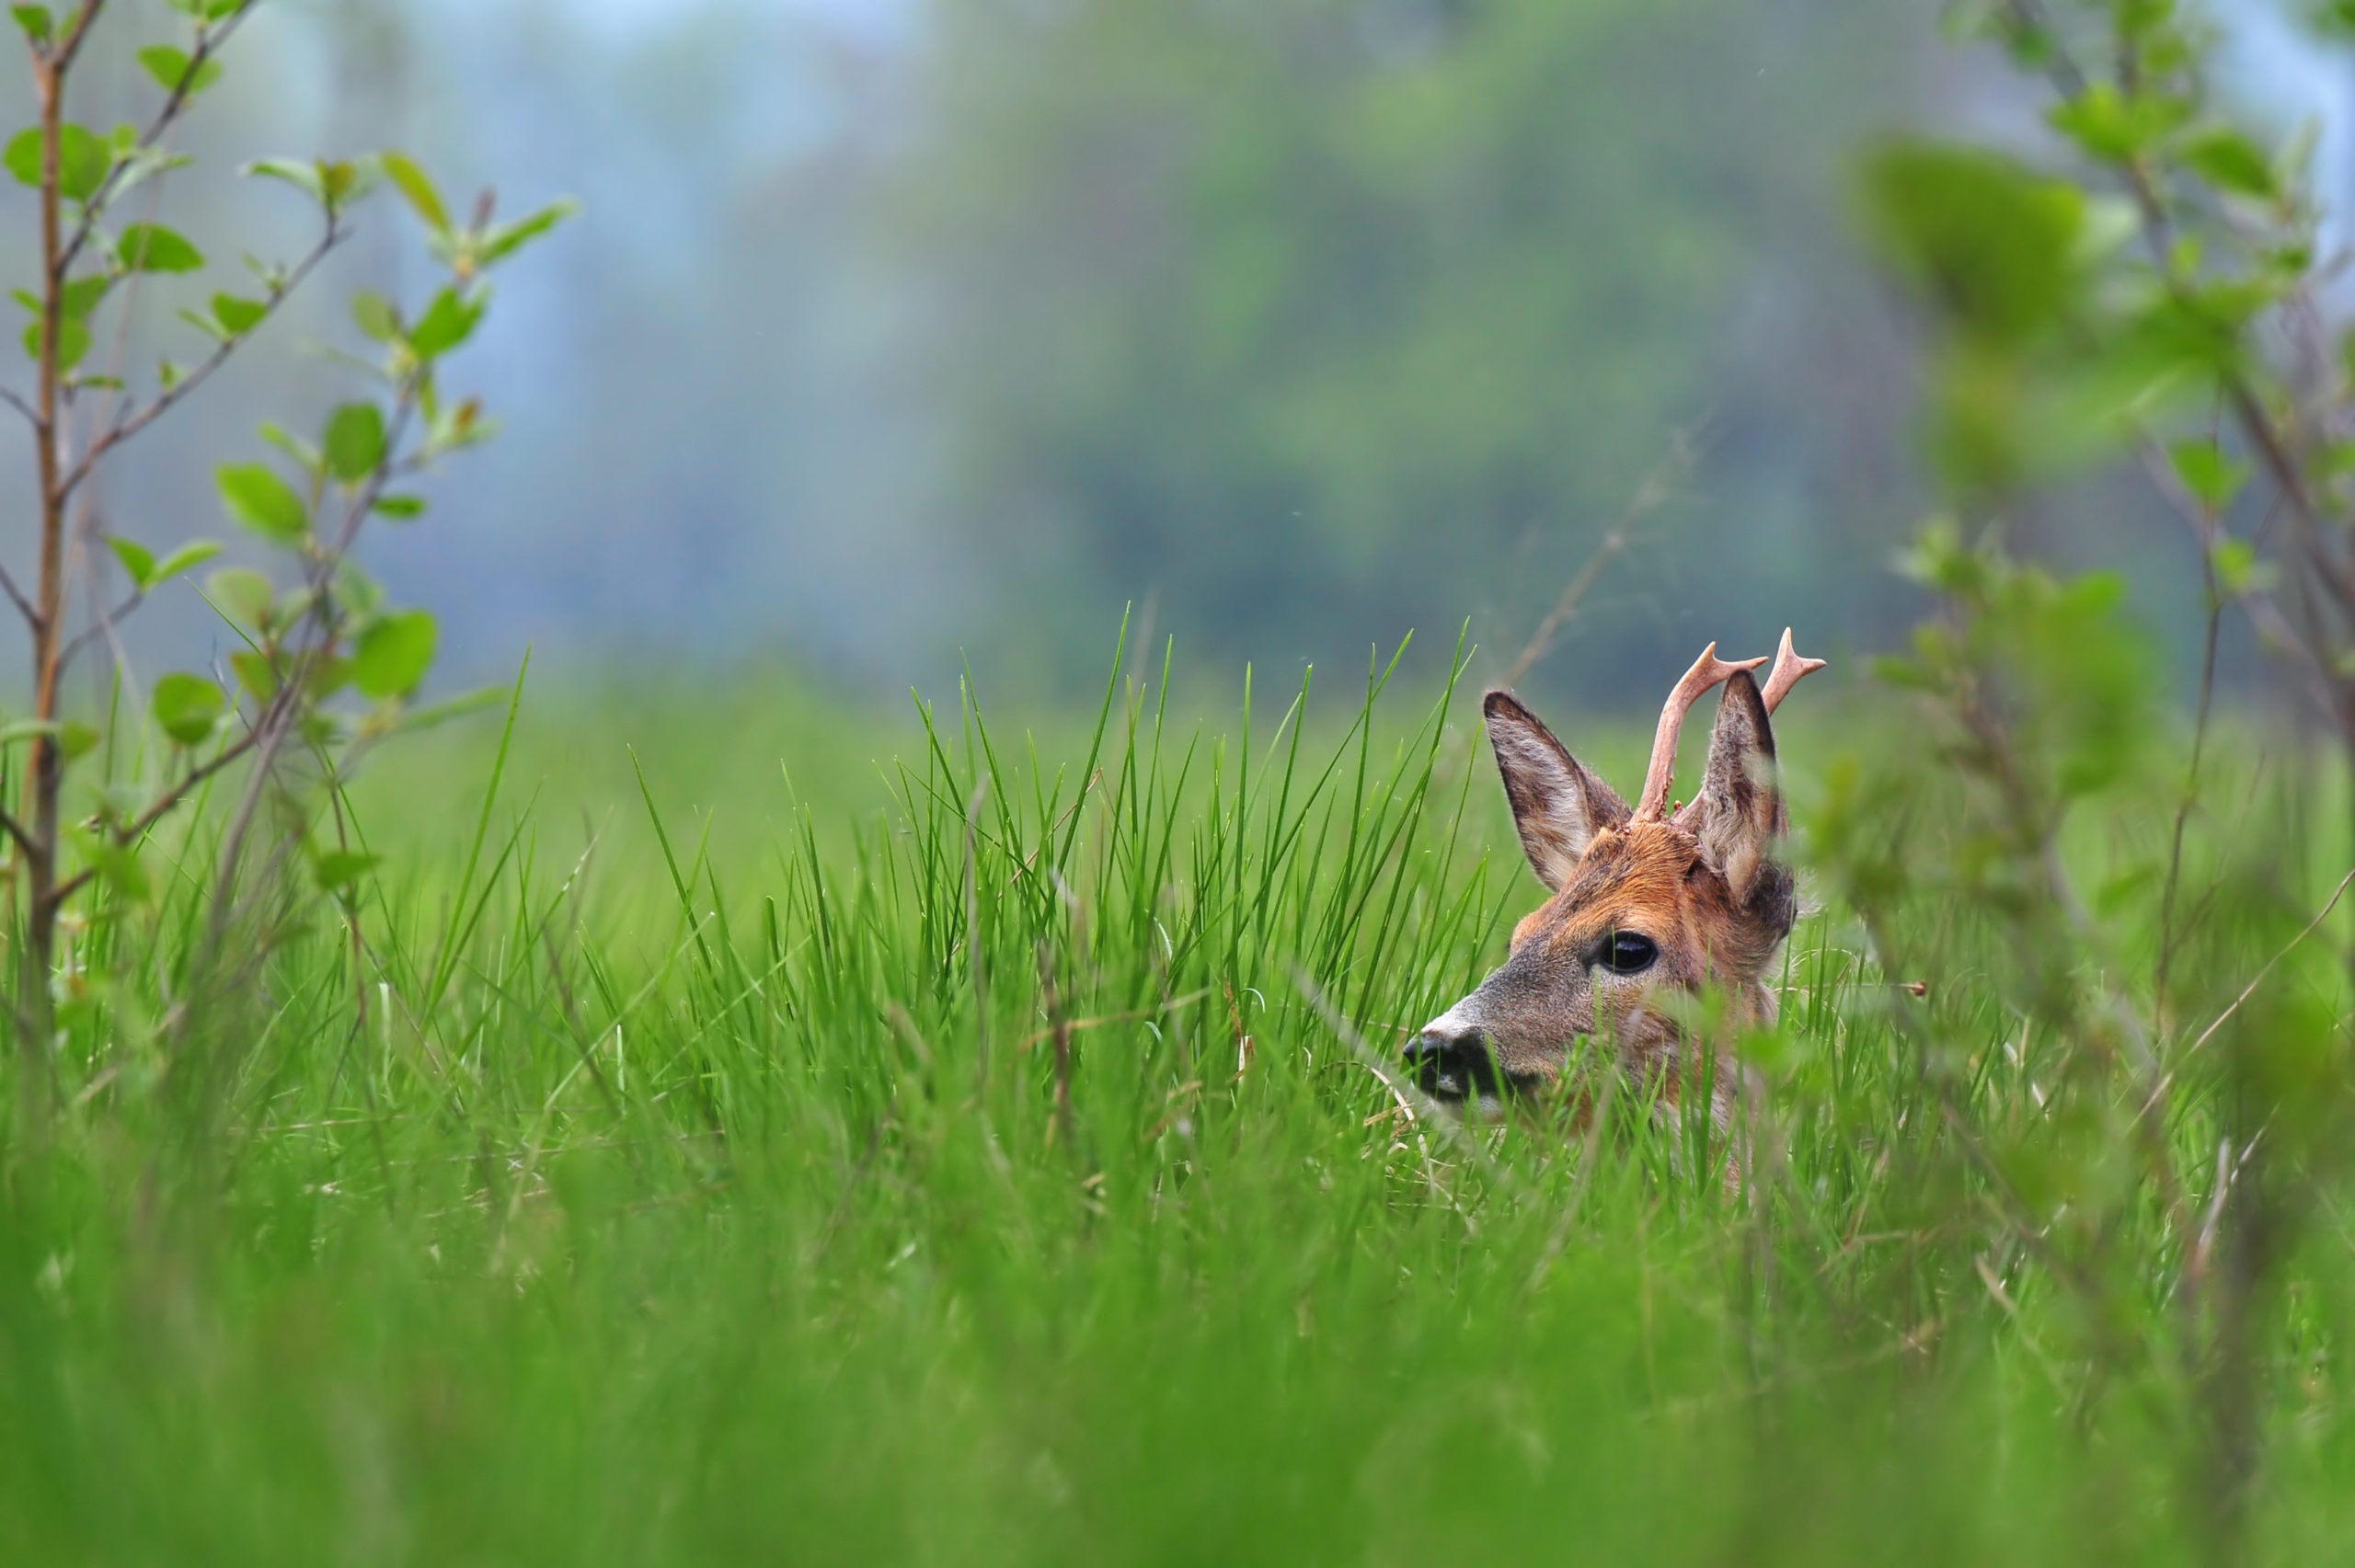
[150,539,223,585]
[331,564,385,618]
[2213,538,2258,595]
[151,672,225,746]
[109,537,156,588]
[2169,441,2249,513]
[2,129,34,187]
[373,495,428,521]
[258,421,321,475]
[2047,84,2191,163]
[243,156,325,204]
[136,45,223,97]
[211,292,266,335]
[229,648,279,700]
[11,7,52,44]
[351,291,400,342]
[6,123,109,200]
[479,198,580,267]
[58,721,98,761]
[408,287,483,359]
[117,223,204,274]
[380,151,451,233]
[314,850,382,892]
[2179,125,2275,199]
[317,158,376,210]
[205,567,275,630]
[1860,143,2085,349]
[88,841,152,902]
[215,463,309,543]
[58,274,109,319]
[324,402,386,483]
[304,654,351,699]
[57,123,109,202]
[23,313,90,372]
[353,609,438,699]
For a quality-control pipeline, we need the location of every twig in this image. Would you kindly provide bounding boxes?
[1498,419,1710,690]
[1013,988,1211,1051]
[55,4,261,277]
[62,218,345,498]
[0,807,37,860]
[40,721,275,910]
[0,386,39,429]
[2185,863,2355,1059]
[50,1,105,76]
[56,589,141,673]
[0,563,39,630]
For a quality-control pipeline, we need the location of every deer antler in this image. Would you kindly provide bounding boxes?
[1634,642,1766,822]
[1758,627,1826,714]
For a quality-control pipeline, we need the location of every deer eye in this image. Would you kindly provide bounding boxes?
[1601,931,1659,976]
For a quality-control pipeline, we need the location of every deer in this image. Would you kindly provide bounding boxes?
[1405,630,1825,1139]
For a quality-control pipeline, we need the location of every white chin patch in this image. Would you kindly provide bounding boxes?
[1420,1004,1476,1037]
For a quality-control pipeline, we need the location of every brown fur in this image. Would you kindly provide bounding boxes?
[1409,674,1796,1135]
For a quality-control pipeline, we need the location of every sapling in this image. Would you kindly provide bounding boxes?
[4,0,571,1125]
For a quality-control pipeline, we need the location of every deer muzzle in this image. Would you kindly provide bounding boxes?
[1404,1014,1501,1104]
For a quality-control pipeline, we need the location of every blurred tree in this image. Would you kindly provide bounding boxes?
[905,0,1936,692]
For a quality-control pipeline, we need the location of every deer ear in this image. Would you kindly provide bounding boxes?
[1692,671,1789,913]
[1483,690,1630,892]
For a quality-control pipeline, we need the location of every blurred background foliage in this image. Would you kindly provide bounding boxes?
[3,0,2347,707]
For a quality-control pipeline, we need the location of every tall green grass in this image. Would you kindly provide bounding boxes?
[1,631,2350,1564]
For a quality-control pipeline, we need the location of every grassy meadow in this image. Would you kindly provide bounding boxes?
[0,628,2351,1566]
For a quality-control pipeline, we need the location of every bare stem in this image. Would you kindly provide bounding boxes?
[22,31,72,1081]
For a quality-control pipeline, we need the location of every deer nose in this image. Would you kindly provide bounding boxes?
[1404,1023,1494,1099]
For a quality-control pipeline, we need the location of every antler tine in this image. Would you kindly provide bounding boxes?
[1634,642,1766,821]
[1758,627,1827,714]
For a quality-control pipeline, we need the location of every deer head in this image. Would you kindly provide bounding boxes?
[1407,631,1825,1120]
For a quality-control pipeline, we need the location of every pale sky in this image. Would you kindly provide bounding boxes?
[566,0,918,48]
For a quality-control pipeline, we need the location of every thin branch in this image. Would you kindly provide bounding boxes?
[56,3,261,276]
[62,219,345,498]
[55,589,142,674]
[41,719,275,911]
[51,0,104,75]
[0,807,37,860]
[2184,863,2355,1060]
[2011,0,2355,624]
[2137,439,2338,720]
[0,386,39,429]
[1498,418,1710,691]
[0,563,40,632]
[48,374,426,918]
